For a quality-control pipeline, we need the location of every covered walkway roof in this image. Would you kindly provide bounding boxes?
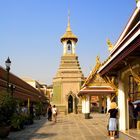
[78,86,115,96]
[0,66,47,103]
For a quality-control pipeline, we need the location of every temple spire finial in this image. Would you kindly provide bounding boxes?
[67,9,71,32]
[60,8,78,43]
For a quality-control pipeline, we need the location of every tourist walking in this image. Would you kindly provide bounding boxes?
[107,102,118,140]
[47,104,52,121]
[52,105,58,123]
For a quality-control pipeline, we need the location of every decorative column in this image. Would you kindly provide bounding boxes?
[107,95,111,112]
[72,42,75,54]
[118,79,127,131]
[98,96,102,113]
[82,95,90,119]
[63,42,67,55]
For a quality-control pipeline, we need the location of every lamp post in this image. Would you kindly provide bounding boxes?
[5,57,11,93]
[9,84,16,97]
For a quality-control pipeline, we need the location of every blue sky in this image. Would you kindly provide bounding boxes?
[0,0,136,84]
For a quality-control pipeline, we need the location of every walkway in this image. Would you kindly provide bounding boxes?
[6,113,138,140]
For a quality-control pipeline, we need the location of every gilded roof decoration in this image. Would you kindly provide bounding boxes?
[129,64,140,84]
[136,0,139,3]
[101,56,111,66]
[60,14,78,43]
[106,39,113,52]
[78,56,115,97]
[99,3,140,74]
[103,75,118,93]
[82,56,101,87]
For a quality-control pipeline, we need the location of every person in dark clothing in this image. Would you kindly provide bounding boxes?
[129,101,136,128]
[47,104,52,121]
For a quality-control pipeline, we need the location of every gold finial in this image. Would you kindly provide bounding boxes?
[60,9,78,43]
[67,9,71,32]
[106,39,113,52]
[136,0,139,3]
[96,55,100,64]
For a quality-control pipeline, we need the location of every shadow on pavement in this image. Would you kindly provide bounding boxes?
[29,132,57,139]
[7,116,58,140]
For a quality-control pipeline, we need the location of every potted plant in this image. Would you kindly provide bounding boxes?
[10,113,25,131]
[26,115,34,125]
[0,90,16,138]
[35,102,43,119]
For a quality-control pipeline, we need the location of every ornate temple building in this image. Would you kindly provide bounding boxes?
[98,1,140,133]
[53,15,84,114]
[78,56,115,118]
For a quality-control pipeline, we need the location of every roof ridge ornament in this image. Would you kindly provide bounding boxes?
[82,56,101,87]
[106,39,113,52]
[103,75,118,98]
[136,0,140,8]
[96,55,100,65]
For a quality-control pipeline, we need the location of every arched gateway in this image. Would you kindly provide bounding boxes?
[68,95,73,113]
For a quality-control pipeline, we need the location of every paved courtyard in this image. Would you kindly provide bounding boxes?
[6,113,136,140]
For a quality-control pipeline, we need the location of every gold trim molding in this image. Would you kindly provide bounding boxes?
[129,64,140,84]
[103,75,118,95]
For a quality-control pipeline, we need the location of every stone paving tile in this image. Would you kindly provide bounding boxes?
[5,113,136,140]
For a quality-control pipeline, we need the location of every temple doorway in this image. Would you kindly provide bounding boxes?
[68,95,73,113]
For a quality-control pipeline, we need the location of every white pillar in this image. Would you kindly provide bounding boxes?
[85,95,90,113]
[107,95,111,112]
[98,96,102,113]
[118,79,127,131]
[82,97,85,113]
[63,44,67,55]
[82,95,90,114]
[72,42,75,54]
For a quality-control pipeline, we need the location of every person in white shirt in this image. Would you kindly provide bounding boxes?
[52,105,58,122]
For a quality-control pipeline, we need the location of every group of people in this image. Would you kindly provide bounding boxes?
[47,104,58,123]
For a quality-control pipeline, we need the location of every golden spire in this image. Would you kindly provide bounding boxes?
[66,10,71,32]
[60,11,78,43]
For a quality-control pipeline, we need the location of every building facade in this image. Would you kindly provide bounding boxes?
[0,66,46,103]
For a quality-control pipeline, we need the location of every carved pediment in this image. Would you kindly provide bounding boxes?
[103,75,118,93]
[88,74,107,86]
